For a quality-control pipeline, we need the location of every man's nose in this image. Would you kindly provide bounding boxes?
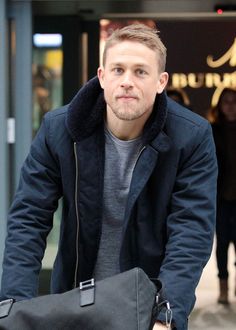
[120,72,134,89]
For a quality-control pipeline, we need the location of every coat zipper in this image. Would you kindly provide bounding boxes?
[73,142,80,288]
[72,143,145,287]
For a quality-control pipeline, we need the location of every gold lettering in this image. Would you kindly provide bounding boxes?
[205,73,214,88]
[188,73,205,88]
[211,73,224,86]
[211,86,225,107]
[172,73,188,88]
[171,38,236,109]
[222,73,234,86]
[170,71,236,89]
[207,38,236,68]
[227,71,236,85]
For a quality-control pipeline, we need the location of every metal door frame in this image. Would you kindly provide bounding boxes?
[0,0,32,288]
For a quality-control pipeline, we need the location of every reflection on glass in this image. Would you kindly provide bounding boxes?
[33,33,62,47]
[32,34,63,270]
[32,34,63,136]
[42,199,62,269]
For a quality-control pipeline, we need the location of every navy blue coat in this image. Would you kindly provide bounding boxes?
[1,77,217,329]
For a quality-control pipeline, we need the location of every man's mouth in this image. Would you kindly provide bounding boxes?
[117,95,137,100]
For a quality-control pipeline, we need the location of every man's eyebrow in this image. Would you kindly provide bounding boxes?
[109,62,150,68]
[108,62,124,67]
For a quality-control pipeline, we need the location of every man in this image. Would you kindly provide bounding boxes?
[1,24,217,329]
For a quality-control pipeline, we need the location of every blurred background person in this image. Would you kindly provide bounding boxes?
[32,64,54,136]
[207,87,236,304]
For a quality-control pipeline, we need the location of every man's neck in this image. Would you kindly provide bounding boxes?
[105,109,150,141]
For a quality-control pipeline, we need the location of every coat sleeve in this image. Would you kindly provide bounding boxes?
[0,115,62,301]
[158,121,218,329]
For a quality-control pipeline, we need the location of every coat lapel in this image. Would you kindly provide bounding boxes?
[122,131,172,237]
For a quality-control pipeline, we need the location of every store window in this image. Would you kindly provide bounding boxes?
[32,33,63,135]
[32,34,63,271]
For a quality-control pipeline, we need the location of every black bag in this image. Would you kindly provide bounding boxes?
[0,267,168,330]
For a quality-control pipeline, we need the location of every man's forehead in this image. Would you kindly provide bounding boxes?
[107,40,154,52]
[105,41,158,63]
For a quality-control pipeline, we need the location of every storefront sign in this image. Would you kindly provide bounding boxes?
[170,38,236,106]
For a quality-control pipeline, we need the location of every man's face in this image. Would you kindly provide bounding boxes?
[98,41,168,122]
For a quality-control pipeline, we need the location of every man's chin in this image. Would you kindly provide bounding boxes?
[113,110,143,121]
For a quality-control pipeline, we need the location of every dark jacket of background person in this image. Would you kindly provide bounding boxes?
[209,89,236,202]
[207,87,236,304]
[1,77,217,329]
[211,122,236,201]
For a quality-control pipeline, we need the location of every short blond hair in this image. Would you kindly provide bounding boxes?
[102,24,167,72]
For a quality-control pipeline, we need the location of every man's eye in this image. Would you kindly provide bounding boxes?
[113,68,123,74]
[136,69,147,76]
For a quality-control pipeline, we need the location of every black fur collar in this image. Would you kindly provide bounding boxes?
[66,76,167,144]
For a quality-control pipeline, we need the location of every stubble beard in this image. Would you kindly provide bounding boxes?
[107,99,149,121]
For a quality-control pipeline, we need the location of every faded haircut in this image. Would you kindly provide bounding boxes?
[102,24,167,72]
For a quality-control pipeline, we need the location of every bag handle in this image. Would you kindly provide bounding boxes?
[0,299,14,319]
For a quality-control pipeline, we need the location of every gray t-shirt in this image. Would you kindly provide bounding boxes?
[93,127,143,280]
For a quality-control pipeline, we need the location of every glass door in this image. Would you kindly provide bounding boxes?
[32,33,63,136]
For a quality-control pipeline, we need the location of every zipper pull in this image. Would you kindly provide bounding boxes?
[165,301,172,329]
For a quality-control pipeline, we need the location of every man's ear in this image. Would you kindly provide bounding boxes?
[156,72,169,94]
[97,67,105,89]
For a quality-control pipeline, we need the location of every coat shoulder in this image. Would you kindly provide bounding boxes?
[44,105,68,123]
[165,98,210,139]
[166,97,208,128]
[38,105,72,154]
